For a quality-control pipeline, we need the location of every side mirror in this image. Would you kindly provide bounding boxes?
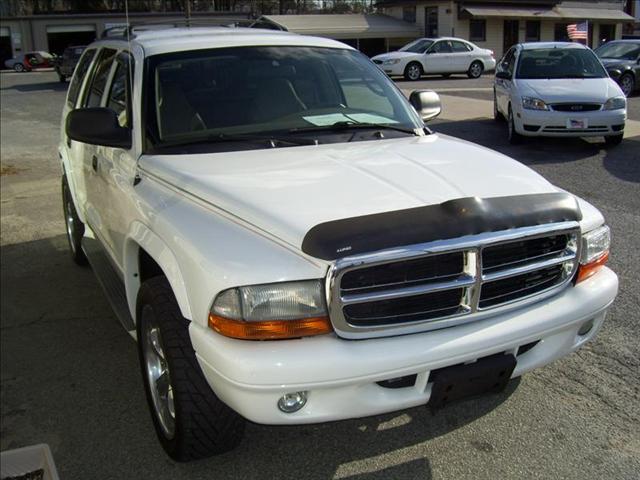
[496,71,511,80]
[66,108,131,149]
[409,90,442,122]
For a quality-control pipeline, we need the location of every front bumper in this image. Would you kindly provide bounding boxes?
[190,267,617,425]
[515,106,626,137]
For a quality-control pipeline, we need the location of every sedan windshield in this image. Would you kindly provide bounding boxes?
[399,39,434,53]
[516,48,607,79]
[595,42,640,61]
[145,46,423,152]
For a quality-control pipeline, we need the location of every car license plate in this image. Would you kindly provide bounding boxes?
[428,353,516,409]
[567,118,588,129]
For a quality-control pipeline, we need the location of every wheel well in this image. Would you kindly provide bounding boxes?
[139,248,165,284]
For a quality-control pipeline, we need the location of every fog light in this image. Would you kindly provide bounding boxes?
[578,319,594,336]
[277,391,308,413]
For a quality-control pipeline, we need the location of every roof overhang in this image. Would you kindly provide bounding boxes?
[259,14,420,39]
[554,8,634,21]
[461,6,634,22]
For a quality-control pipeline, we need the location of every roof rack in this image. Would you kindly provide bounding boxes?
[100,18,285,39]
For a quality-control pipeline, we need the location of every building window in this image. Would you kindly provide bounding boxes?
[470,19,486,42]
[403,6,416,24]
[554,23,570,41]
[425,6,438,37]
[526,21,540,41]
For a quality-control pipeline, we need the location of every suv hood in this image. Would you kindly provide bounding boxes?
[516,78,622,104]
[140,135,558,253]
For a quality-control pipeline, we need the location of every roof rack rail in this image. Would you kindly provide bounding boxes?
[100,18,285,39]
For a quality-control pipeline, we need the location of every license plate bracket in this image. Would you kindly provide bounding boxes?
[428,353,516,409]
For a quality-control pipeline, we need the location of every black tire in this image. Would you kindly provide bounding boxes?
[467,61,483,79]
[507,106,523,144]
[404,62,422,81]
[13,63,24,72]
[604,134,624,147]
[493,90,504,122]
[618,73,635,97]
[58,74,66,83]
[137,277,245,461]
[62,175,88,265]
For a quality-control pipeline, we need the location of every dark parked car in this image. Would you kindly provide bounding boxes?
[595,40,640,97]
[54,46,86,82]
[4,51,55,72]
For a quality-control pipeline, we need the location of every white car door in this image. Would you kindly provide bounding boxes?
[450,40,474,72]
[495,48,517,115]
[424,40,454,73]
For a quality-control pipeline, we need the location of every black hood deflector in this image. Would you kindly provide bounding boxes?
[301,193,582,260]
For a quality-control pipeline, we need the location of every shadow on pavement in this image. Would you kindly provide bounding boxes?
[1,234,521,479]
[0,81,68,93]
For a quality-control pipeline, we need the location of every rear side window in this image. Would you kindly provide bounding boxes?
[67,49,95,107]
[451,41,472,53]
[84,48,117,108]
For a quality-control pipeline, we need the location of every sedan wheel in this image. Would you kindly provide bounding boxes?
[13,63,24,72]
[619,73,635,97]
[468,61,483,79]
[404,62,422,81]
[508,107,523,144]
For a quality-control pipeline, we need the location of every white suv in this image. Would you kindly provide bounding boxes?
[60,26,618,461]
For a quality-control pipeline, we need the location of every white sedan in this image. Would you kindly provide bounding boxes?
[372,37,496,80]
[494,42,627,146]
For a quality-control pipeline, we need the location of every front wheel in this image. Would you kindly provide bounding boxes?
[62,176,88,265]
[508,106,523,144]
[604,134,624,147]
[13,63,24,72]
[618,73,635,97]
[404,62,422,81]
[467,61,483,79]
[137,277,245,461]
[493,91,504,121]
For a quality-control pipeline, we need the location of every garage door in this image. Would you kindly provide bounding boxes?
[46,24,96,56]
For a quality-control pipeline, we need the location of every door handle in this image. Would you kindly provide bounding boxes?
[91,155,98,172]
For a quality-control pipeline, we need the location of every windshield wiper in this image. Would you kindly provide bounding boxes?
[289,121,419,136]
[154,132,319,150]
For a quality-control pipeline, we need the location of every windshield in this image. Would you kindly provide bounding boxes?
[399,39,434,53]
[145,46,423,152]
[516,48,607,79]
[595,42,640,61]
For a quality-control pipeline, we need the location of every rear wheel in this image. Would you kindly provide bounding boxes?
[604,134,624,147]
[467,61,483,79]
[13,63,24,72]
[508,106,523,144]
[137,277,245,461]
[404,62,422,81]
[619,73,635,97]
[62,176,88,266]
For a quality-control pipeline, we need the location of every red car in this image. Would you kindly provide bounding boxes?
[4,51,56,72]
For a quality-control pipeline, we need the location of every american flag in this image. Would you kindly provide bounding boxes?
[567,21,588,40]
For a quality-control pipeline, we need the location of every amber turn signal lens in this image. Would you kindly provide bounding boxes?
[576,251,609,283]
[208,314,333,340]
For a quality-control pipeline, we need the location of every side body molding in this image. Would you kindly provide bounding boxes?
[124,221,193,321]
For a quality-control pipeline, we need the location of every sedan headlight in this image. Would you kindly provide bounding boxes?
[209,280,332,340]
[603,96,626,111]
[383,59,401,65]
[577,225,610,283]
[522,96,549,111]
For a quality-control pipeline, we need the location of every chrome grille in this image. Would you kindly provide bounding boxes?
[328,223,580,339]
[550,103,601,112]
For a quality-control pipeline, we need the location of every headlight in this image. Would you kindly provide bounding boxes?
[577,225,610,283]
[383,59,401,65]
[603,96,626,110]
[209,280,332,340]
[521,96,549,111]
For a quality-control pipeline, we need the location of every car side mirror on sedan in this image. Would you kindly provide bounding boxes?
[495,71,511,80]
[66,108,132,149]
[409,90,442,122]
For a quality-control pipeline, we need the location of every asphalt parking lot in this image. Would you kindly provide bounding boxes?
[1,70,639,480]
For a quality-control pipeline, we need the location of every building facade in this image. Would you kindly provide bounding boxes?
[378,0,634,59]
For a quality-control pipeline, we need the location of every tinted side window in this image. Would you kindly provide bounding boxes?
[67,49,95,107]
[84,48,117,108]
[107,53,133,128]
[451,41,472,53]
[432,41,453,54]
